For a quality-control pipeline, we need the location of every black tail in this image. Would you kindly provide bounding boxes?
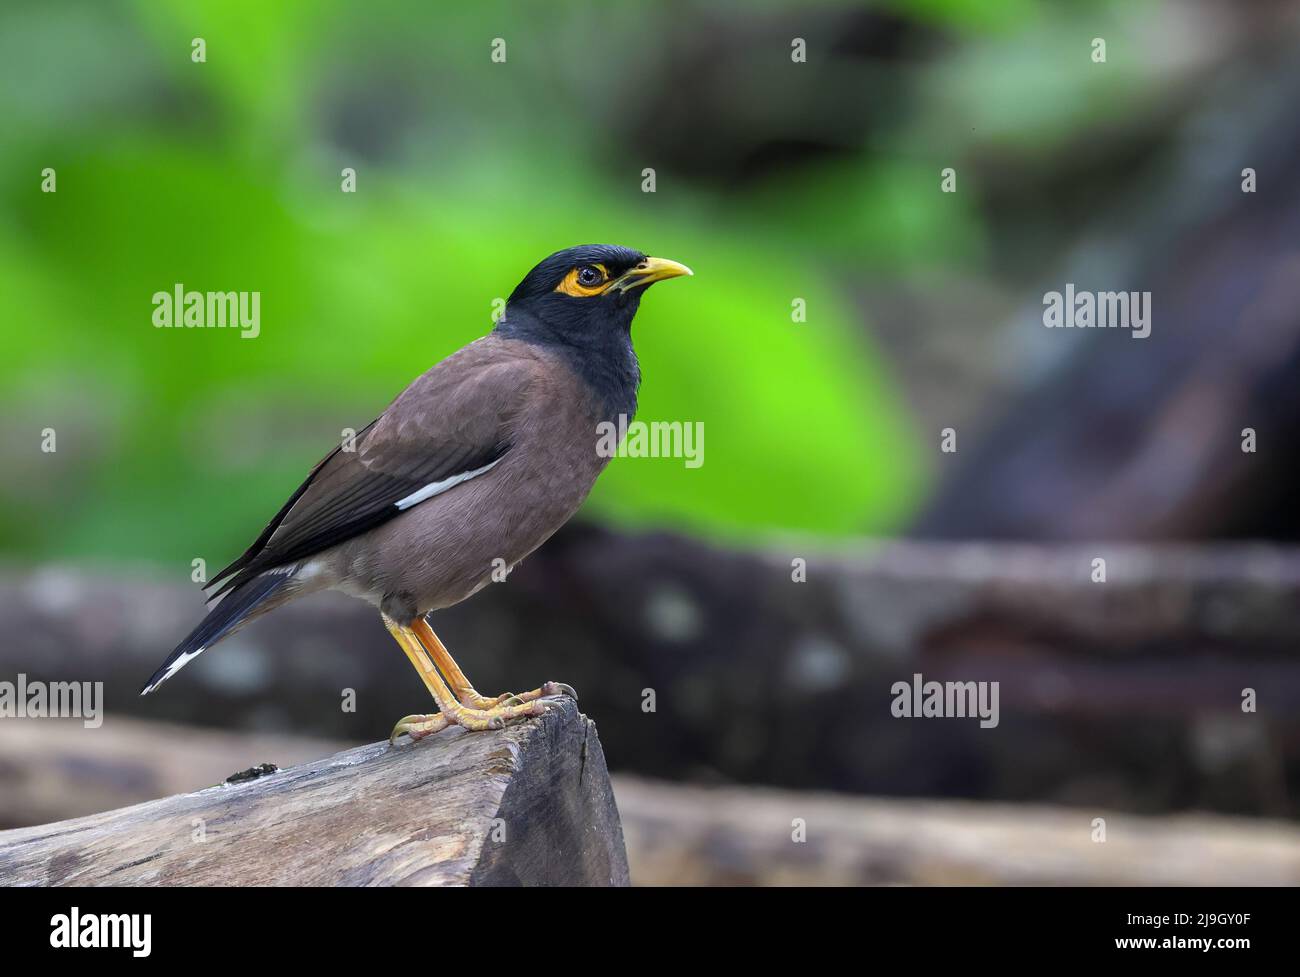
[141,571,292,695]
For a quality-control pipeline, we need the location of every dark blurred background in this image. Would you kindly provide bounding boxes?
[3,0,1300,884]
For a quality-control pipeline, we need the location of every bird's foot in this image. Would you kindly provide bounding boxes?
[455,689,519,710]
[388,685,575,744]
[496,681,577,709]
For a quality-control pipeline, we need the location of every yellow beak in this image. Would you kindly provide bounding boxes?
[610,256,694,292]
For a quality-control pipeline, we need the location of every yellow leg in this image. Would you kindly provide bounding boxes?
[382,615,570,744]
[411,617,576,710]
[383,616,452,742]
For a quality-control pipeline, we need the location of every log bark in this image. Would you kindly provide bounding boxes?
[0,700,629,886]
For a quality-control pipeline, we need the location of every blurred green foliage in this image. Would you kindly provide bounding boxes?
[0,0,1137,567]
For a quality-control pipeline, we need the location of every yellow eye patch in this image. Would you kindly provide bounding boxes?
[555,263,609,297]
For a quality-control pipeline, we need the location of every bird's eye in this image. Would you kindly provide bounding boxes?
[576,266,604,287]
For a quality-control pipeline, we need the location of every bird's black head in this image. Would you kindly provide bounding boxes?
[501,244,691,342]
[496,244,692,419]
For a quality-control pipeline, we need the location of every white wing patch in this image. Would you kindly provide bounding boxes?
[394,458,501,511]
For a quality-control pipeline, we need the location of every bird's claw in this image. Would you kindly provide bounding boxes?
[542,681,578,701]
[389,713,450,745]
[490,681,576,710]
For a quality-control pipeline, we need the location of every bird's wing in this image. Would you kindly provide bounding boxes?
[206,339,540,598]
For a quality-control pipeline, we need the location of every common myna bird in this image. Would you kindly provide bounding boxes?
[142,244,692,741]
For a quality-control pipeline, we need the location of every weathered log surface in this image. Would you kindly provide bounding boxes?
[0,700,629,886]
[0,717,359,830]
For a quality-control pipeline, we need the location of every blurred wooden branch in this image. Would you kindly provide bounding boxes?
[0,701,629,886]
[615,776,1300,886]
[4,535,1300,813]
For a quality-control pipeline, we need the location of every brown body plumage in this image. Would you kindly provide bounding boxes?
[301,336,609,619]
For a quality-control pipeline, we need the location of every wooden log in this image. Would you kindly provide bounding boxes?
[614,776,1300,886]
[4,716,1296,886]
[4,535,1300,813]
[0,700,629,886]
[0,716,356,830]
